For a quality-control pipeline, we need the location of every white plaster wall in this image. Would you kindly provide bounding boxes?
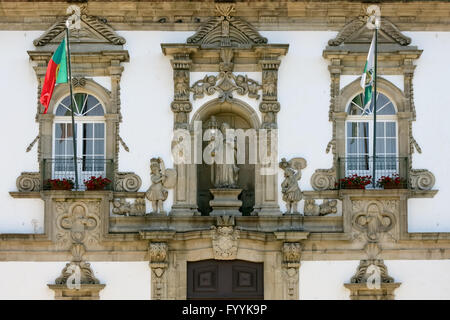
[300,259,450,300]
[299,260,355,299]
[0,31,45,234]
[386,260,450,300]
[118,31,192,212]
[403,32,450,232]
[0,261,150,299]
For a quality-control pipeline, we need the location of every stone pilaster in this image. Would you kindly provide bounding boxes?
[259,58,280,129]
[171,53,192,130]
[149,242,169,300]
[281,242,302,300]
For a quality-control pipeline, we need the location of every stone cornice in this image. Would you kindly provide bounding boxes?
[1,1,450,31]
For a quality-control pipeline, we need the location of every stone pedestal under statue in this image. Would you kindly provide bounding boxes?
[209,188,243,216]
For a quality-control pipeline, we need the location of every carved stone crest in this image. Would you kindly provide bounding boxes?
[211,225,240,260]
[352,200,397,242]
[55,201,101,248]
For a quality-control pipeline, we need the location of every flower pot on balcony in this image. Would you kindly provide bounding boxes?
[383,184,404,189]
[342,185,366,190]
[84,176,111,191]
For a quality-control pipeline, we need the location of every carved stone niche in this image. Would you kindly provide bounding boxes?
[345,243,401,300]
[49,244,105,300]
[312,13,436,194]
[23,5,141,192]
[161,4,289,216]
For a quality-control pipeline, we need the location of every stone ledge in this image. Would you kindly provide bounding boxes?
[48,284,106,300]
[9,191,41,199]
[344,282,401,300]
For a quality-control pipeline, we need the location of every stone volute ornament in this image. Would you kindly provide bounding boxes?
[146,158,177,214]
[114,172,142,192]
[279,158,307,214]
[16,172,40,192]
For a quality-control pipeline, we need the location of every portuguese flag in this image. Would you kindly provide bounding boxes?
[40,38,68,114]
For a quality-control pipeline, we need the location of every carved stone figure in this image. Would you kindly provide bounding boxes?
[279,157,307,214]
[210,121,240,188]
[146,158,177,214]
[211,225,240,260]
[304,199,338,216]
[174,70,189,99]
[112,198,145,216]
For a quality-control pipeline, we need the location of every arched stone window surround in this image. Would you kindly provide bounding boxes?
[39,79,119,171]
[333,77,410,162]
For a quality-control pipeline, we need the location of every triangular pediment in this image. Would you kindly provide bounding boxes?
[328,17,411,47]
[186,4,267,48]
[33,15,125,47]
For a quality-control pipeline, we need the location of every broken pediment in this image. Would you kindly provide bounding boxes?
[186,3,268,48]
[33,14,125,50]
[328,17,411,47]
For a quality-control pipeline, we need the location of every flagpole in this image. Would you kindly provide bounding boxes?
[65,25,79,190]
[372,21,379,188]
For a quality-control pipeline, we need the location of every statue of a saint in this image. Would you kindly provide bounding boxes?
[210,120,240,188]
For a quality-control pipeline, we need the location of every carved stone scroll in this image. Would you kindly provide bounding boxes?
[115,172,142,192]
[410,169,435,190]
[16,172,40,192]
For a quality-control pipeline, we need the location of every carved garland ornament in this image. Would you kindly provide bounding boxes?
[190,49,261,102]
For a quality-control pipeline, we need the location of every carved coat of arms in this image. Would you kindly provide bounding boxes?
[211,226,240,260]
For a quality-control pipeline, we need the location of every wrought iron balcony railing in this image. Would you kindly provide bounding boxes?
[337,156,409,190]
[42,158,114,191]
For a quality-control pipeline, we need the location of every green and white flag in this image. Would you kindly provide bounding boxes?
[360,33,376,114]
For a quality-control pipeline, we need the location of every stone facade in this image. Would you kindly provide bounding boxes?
[1,1,450,300]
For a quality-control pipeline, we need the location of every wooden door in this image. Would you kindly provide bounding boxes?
[187,260,263,300]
